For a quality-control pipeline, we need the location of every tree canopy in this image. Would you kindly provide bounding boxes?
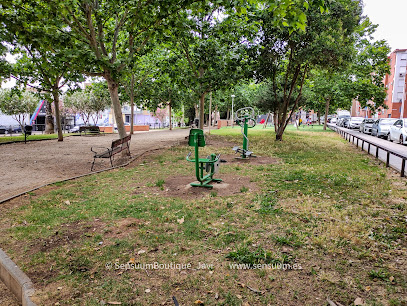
[0,88,38,128]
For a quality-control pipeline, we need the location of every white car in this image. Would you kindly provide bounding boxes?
[388,119,407,144]
[346,117,364,129]
[69,126,80,133]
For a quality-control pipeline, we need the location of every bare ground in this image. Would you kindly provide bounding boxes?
[0,129,190,203]
[0,281,19,306]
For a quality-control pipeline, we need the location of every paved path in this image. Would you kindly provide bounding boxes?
[329,124,407,176]
[0,129,190,203]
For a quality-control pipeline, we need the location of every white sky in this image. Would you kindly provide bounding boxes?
[363,0,407,51]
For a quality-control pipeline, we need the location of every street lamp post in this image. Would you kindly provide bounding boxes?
[231,94,235,128]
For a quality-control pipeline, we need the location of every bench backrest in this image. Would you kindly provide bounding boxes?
[111,135,131,149]
[80,126,100,132]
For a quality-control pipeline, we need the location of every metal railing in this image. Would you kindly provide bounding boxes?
[329,125,406,177]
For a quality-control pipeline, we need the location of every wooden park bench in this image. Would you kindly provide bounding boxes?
[80,126,101,136]
[90,135,131,171]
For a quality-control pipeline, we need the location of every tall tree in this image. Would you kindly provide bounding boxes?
[0,88,38,129]
[63,82,110,125]
[120,50,157,134]
[303,70,353,129]
[41,0,199,139]
[302,19,390,130]
[1,3,83,140]
[256,0,361,140]
[168,2,257,129]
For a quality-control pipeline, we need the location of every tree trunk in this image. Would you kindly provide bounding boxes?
[130,74,135,135]
[52,89,63,141]
[199,92,206,130]
[275,124,284,141]
[274,114,278,133]
[194,103,199,119]
[45,100,54,134]
[106,74,126,139]
[168,101,172,131]
[208,92,212,134]
[213,105,218,127]
[323,97,331,131]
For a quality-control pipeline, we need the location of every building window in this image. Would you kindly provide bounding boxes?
[125,115,130,123]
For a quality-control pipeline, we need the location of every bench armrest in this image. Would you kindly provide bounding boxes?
[91,146,111,154]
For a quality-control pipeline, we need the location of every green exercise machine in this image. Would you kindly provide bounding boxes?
[233,107,256,159]
[186,129,222,189]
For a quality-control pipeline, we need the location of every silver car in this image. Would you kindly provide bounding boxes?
[359,119,375,134]
[346,117,364,129]
[371,118,398,139]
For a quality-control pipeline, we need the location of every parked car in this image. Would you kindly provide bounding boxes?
[69,126,81,133]
[0,125,6,134]
[5,125,22,133]
[336,115,351,127]
[388,119,407,144]
[359,118,375,134]
[345,117,364,129]
[329,118,337,124]
[371,118,398,138]
[340,118,350,127]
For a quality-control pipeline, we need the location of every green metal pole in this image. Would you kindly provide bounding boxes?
[242,116,248,158]
[194,134,200,182]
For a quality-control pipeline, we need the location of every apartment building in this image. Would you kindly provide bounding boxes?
[381,49,407,118]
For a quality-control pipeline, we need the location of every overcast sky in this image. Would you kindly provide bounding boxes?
[363,0,407,51]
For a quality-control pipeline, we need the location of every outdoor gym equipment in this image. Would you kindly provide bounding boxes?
[186,129,222,189]
[232,107,256,159]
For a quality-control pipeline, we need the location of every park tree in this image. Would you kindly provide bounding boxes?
[146,74,184,131]
[302,18,390,130]
[1,2,84,141]
[37,0,203,139]
[167,1,259,129]
[349,20,390,112]
[120,49,158,134]
[303,70,353,129]
[64,82,111,126]
[256,0,362,140]
[0,44,11,82]
[0,88,38,129]
[9,48,83,140]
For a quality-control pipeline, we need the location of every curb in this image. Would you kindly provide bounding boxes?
[0,249,36,306]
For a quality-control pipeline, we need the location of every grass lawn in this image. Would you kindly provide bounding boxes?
[0,127,406,305]
[0,133,72,143]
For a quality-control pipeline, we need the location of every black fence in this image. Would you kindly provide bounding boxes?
[329,125,406,177]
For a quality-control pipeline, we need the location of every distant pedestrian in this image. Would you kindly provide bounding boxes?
[307,117,313,128]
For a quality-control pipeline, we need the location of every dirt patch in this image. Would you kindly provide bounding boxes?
[153,174,258,200]
[0,280,19,306]
[220,154,281,165]
[0,129,190,203]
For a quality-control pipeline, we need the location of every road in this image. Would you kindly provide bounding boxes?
[329,124,407,176]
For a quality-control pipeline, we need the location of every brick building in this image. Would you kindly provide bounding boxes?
[381,49,407,118]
